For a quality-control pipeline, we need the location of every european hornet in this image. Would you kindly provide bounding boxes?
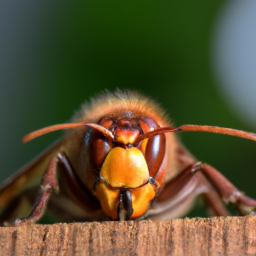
[1,90,256,225]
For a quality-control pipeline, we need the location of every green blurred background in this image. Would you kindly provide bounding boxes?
[0,1,255,218]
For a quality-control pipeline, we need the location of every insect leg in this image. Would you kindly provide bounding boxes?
[14,156,59,226]
[149,161,256,218]
[14,152,102,226]
[197,174,230,216]
[196,163,256,215]
[158,161,256,215]
[57,152,101,212]
[147,163,203,219]
[0,187,38,226]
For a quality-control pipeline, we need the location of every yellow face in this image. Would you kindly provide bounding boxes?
[93,147,156,220]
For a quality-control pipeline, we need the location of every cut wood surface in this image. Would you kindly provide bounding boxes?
[0,216,256,256]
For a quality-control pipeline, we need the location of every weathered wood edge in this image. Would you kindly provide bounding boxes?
[0,216,255,256]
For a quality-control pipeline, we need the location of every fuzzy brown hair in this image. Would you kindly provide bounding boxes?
[72,89,171,127]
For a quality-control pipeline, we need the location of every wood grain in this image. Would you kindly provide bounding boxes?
[0,216,256,256]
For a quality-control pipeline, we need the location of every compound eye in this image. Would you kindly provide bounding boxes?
[145,134,166,177]
[138,118,166,177]
[91,132,112,171]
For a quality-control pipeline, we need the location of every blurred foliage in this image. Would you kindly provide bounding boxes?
[1,1,255,220]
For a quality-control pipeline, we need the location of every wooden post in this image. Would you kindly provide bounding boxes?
[0,216,256,256]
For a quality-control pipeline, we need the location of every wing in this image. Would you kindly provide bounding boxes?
[0,139,62,208]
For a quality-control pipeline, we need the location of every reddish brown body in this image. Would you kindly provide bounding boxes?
[1,90,256,225]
